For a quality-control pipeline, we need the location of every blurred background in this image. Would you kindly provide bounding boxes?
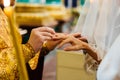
[14,0,85,43]
[14,0,86,80]
[0,0,88,80]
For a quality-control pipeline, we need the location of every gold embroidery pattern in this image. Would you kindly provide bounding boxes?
[0,37,8,50]
[22,43,35,62]
[28,52,40,70]
[0,48,19,80]
[0,8,37,79]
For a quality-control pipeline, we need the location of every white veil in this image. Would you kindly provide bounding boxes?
[94,0,120,59]
[73,0,119,59]
[93,0,111,59]
[73,0,101,46]
[73,0,91,33]
[97,0,120,79]
[81,0,100,43]
[106,0,120,49]
[73,0,102,59]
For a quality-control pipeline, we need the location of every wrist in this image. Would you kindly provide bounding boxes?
[45,42,52,51]
[40,42,50,57]
[83,43,99,62]
[82,42,91,50]
[25,42,35,54]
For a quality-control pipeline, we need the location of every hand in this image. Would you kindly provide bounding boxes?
[52,33,68,40]
[70,33,88,42]
[52,33,81,40]
[28,27,55,53]
[57,36,88,51]
[57,36,99,62]
[46,33,67,51]
[46,33,84,51]
[47,33,84,51]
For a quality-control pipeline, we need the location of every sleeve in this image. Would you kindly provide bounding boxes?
[84,54,99,74]
[0,34,36,78]
[22,43,35,63]
[28,42,50,70]
[0,42,35,79]
[97,35,120,80]
[83,43,101,74]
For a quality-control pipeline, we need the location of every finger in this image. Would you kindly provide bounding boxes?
[52,35,66,40]
[38,27,55,34]
[52,34,61,39]
[79,37,88,43]
[71,33,81,38]
[57,38,72,48]
[52,33,68,40]
[43,36,52,41]
[40,32,53,38]
[64,45,80,51]
[51,39,63,45]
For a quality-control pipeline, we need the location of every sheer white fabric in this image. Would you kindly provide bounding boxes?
[94,0,120,59]
[73,0,102,59]
[81,0,101,59]
[106,0,120,49]
[97,33,120,80]
[73,0,91,33]
[93,0,111,59]
[73,0,120,59]
[81,0,100,43]
[97,0,120,79]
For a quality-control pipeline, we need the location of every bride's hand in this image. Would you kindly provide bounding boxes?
[46,33,86,51]
[57,36,88,51]
[57,35,99,62]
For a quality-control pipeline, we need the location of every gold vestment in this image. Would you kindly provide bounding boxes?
[0,8,40,80]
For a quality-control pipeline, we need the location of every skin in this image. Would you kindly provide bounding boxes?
[46,33,82,51]
[3,0,99,63]
[57,36,101,63]
[28,27,55,53]
[46,33,67,51]
[27,27,82,53]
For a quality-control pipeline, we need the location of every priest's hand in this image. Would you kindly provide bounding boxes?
[28,27,55,53]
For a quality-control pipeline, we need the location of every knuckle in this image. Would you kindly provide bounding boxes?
[39,38,44,43]
[38,27,45,31]
[32,29,37,33]
[42,27,46,29]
